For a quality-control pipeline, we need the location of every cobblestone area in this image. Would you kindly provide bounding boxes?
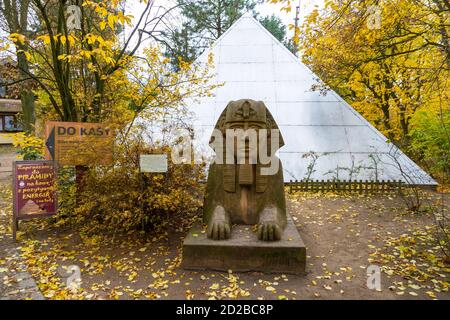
[0,245,44,300]
[0,146,16,180]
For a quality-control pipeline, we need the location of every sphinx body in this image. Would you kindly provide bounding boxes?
[203,99,287,241]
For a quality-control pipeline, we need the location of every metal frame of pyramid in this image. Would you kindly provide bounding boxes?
[183,13,436,186]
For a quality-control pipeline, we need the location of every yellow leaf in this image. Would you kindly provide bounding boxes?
[108,15,115,29]
[67,35,76,46]
[9,33,26,45]
[209,283,219,290]
[37,35,51,45]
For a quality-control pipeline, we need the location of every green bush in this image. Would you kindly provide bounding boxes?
[69,141,205,232]
[409,110,450,183]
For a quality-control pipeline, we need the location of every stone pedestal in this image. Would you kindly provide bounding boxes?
[182,215,306,274]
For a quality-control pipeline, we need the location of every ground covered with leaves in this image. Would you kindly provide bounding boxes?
[0,181,448,300]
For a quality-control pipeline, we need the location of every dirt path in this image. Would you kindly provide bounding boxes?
[0,174,448,299]
[0,177,44,300]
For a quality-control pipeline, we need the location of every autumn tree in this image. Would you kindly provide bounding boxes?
[163,1,295,68]
[258,14,295,52]
[270,0,449,180]
[4,0,155,122]
[0,58,22,99]
[163,0,259,68]
[2,0,219,192]
[0,0,36,132]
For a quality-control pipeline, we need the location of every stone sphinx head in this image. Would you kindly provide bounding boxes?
[211,99,284,166]
[204,99,287,241]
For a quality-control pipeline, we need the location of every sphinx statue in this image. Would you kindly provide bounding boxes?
[203,99,287,241]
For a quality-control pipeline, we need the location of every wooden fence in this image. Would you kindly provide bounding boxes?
[287,180,404,193]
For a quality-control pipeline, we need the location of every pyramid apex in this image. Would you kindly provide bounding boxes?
[241,12,254,18]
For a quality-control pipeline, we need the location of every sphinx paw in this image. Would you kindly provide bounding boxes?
[257,222,282,241]
[207,220,231,240]
[207,206,231,240]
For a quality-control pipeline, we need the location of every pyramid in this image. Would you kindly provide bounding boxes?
[183,13,436,185]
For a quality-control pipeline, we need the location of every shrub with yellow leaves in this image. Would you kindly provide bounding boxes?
[70,139,205,232]
[11,132,45,160]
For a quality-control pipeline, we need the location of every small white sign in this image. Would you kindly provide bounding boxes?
[140,154,168,173]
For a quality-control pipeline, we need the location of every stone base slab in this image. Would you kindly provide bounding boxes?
[182,215,306,274]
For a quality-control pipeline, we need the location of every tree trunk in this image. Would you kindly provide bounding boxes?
[19,89,35,133]
[17,49,35,133]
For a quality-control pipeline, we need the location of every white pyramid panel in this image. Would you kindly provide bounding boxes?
[191,102,217,124]
[220,28,273,45]
[280,126,349,153]
[274,63,315,81]
[214,81,277,103]
[273,46,296,63]
[220,45,273,63]
[279,152,356,181]
[345,126,391,153]
[227,16,259,30]
[217,63,274,82]
[275,102,350,126]
[339,103,369,126]
[275,82,340,102]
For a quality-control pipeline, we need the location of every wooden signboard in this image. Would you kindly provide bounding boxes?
[45,121,113,166]
[12,160,58,240]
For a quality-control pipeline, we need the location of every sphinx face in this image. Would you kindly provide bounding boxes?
[210,99,284,167]
[225,120,266,163]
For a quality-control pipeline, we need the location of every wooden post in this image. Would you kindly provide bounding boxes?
[12,217,18,241]
[140,164,145,231]
[12,161,17,241]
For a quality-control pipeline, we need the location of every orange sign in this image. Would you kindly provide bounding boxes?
[45,121,114,166]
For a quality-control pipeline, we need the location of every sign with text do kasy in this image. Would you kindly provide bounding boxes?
[13,161,57,219]
[45,121,114,166]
